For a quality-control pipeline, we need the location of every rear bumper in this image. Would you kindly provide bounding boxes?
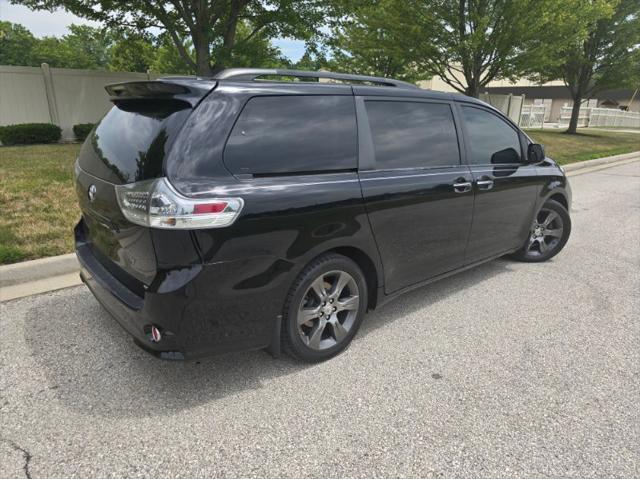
[75,219,285,359]
[77,237,187,359]
[80,271,186,359]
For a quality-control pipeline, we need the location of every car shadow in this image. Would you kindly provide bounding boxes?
[24,258,515,419]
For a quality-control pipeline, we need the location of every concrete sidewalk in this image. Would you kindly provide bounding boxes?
[1,150,638,302]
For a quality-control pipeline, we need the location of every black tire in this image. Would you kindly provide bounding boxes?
[511,199,571,262]
[282,253,368,362]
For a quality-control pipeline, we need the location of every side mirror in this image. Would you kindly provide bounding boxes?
[527,143,545,163]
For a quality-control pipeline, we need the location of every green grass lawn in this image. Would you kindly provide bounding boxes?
[0,129,639,264]
[527,129,640,164]
[0,143,81,264]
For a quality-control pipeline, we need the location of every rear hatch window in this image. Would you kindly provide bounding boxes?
[78,98,191,184]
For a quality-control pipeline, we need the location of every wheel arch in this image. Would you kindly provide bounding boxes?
[537,170,572,213]
[548,192,569,210]
[328,246,379,311]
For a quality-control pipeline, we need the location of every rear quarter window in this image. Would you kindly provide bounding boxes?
[224,95,357,175]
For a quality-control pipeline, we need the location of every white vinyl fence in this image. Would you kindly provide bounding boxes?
[479,93,548,128]
[559,106,640,129]
[479,93,524,125]
[588,108,640,128]
[0,64,163,140]
[519,104,546,129]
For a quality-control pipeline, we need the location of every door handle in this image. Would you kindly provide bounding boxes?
[453,181,472,193]
[477,179,494,190]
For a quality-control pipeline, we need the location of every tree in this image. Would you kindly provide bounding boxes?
[220,21,289,69]
[0,21,37,66]
[109,33,156,73]
[62,24,113,68]
[12,0,332,76]
[31,36,76,67]
[293,48,328,71]
[327,0,428,82]
[148,22,289,75]
[0,22,115,69]
[31,25,112,69]
[151,34,195,75]
[542,0,640,134]
[333,0,590,97]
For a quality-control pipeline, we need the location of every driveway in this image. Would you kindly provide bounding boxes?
[1,161,639,478]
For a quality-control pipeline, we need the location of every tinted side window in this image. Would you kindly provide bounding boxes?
[461,106,522,165]
[365,101,460,169]
[224,95,357,175]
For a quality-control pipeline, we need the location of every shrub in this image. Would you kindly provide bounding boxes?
[0,123,61,146]
[73,123,96,141]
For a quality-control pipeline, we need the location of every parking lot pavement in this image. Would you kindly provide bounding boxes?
[1,161,639,478]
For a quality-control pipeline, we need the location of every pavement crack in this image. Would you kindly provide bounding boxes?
[1,438,33,479]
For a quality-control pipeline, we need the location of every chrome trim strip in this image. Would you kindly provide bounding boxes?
[250,179,360,189]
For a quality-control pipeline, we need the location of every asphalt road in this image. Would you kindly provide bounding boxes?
[2,161,639,478]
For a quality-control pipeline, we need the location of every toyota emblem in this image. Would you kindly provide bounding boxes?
[88,184,97,202]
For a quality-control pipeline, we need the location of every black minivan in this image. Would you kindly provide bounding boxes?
[74,68,571,362]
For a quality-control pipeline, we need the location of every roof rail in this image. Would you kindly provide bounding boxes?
[212,68,418,89]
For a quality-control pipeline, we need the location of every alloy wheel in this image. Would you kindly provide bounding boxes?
[526,207,564,257]
[297,270,360,351]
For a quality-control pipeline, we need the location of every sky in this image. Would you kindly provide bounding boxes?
[0,0,307,61]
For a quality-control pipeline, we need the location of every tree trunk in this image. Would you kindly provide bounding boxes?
[194,40,213,77]
[465,81,480,98]
[566,94,583,134]
[212,1,241,74]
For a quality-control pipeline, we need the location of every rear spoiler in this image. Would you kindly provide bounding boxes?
[105,78,217,107]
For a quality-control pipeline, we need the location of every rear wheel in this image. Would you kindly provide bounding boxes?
[512,199,571,262]
[282,254,367,362]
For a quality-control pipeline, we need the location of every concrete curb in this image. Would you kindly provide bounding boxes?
[562,151,640,172]
[0,253,78,289]
[1,150,639,302]
[0,272,81,302]
[0,253,81,302]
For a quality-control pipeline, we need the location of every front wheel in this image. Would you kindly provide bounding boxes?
[511,200,571,262]
[282,253,368,362]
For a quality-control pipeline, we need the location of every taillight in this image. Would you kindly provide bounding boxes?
[115,177,243,229]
